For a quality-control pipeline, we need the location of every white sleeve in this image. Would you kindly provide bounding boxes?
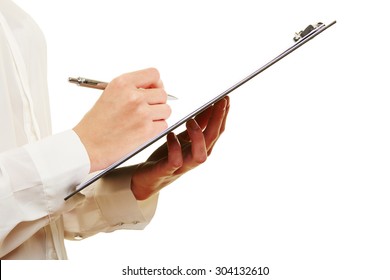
[0,130,90,257]
[0,129,158,256]
[63,166,159,240]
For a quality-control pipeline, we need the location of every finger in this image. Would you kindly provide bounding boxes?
[186,119,207,164]
[143,88,168,104]
[167,132,183,170]
[219,96,230,134]
[145,133,182,179]
[176,97,228,143]
[194,96,229,131]
[148,121,168,139]
[207,97,230,155]
[194,106,213,130]
[150,104,172,121]
[124,67,163,89]
[203,98,227,148]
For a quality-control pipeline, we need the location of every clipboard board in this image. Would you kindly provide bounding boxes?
[65,20,337,200]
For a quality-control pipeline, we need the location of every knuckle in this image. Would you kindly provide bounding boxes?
[126,90,144,106]
[195,153,207,164]
[112,75,129,89]
[146,67,160,80]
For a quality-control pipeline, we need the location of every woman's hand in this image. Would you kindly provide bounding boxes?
[73,68,171,172]
[131,96,230,200]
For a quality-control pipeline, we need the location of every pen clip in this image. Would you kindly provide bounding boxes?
[68,77,107,89]
[68,76,85,86]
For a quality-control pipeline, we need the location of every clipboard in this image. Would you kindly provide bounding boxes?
[65,20,337,200]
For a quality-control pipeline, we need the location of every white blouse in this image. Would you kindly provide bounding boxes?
[0,0,158,260]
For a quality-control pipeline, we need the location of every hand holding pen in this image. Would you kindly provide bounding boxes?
[72,68,173,172]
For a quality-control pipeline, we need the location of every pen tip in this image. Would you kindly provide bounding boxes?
[168,94,178,100]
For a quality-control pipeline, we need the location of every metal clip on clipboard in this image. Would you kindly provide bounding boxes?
[64,20,337,201]
[293,22,326,42]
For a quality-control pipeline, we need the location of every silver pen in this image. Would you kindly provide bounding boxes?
[68,77,178,100]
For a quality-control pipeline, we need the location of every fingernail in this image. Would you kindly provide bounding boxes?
[188,119,199,130]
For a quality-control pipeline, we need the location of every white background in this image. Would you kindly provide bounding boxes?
[4,0,390,279]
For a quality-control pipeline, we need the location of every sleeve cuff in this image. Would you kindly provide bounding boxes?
[94,166,159,230]
[24,130,90,214]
